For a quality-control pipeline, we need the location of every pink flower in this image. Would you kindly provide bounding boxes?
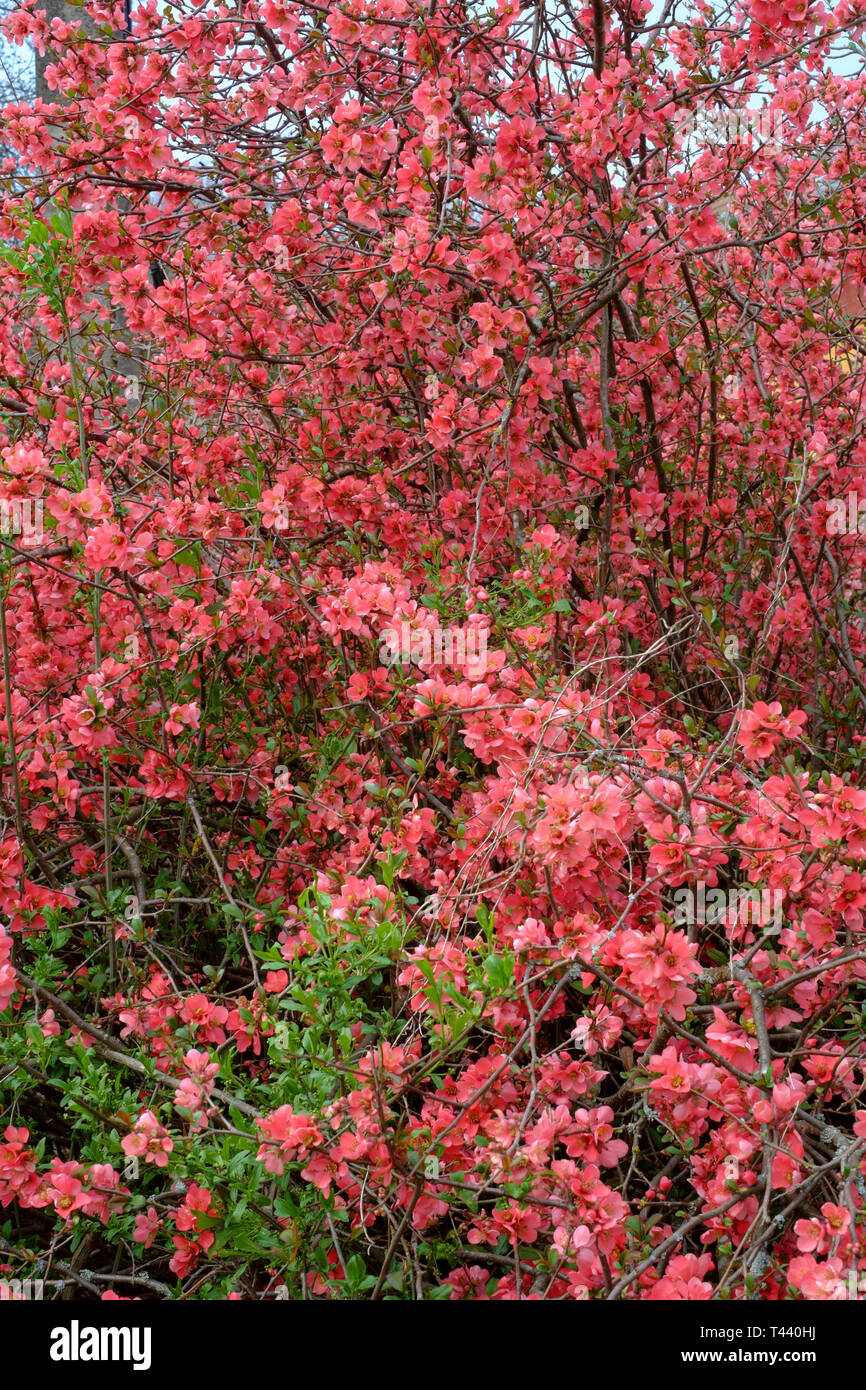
[820,1203,850,1239]
[648,1048,692,1096]
[83,522,130,571]
[38,1008,61,1038]
[618,926,700,1021]
[0,930,16,1012]
[788,1255,849,1299]
[169,1235,201,1278]
[648,1254,714,1299]
[48,1171,88,1222]
[705,1008,757,1073]
[347,672,369,701]
[794,1217,824,1253]
[179,996,228,1043]
[737,702,806,761]
[165,702,200,735]
[122,1111,173,1168]
[255,1105,323,1176]
[133,1207,161,1248]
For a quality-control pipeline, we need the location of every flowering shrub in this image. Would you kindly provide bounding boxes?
[1,0,866,1302]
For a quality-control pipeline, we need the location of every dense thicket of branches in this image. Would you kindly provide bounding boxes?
[1,0,866,1300]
